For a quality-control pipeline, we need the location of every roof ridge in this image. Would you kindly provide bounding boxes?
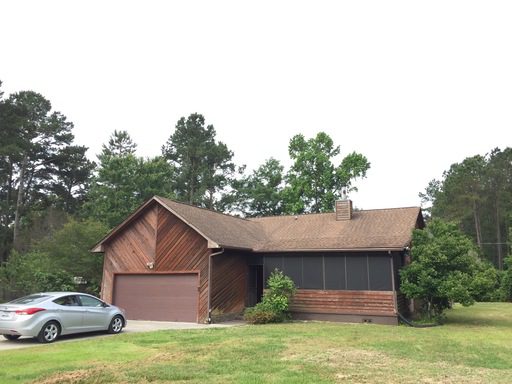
[249,211,334,220]
[250,206,421,220]
[356,206,421,212]
[156,196,254,223]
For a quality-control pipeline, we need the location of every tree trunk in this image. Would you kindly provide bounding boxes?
[13,155,28,251]
[472,200,483,252]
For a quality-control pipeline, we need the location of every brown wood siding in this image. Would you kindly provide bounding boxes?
[290,289,396,316]
[211,252,247,315]
[155,205,210,322]
[101,203,211,323]
[101,203,158,304]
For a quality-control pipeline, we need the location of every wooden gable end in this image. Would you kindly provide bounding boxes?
[155,206,211,321]
[100,202,158,303]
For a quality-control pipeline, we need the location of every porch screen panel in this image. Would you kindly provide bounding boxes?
[283,255,303,288]
[302,256,323,289]
[324,255,346,290]
[264,255,283,284]
[346,255,369,290]
[368,255,392,291]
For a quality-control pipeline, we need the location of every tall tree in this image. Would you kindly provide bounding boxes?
[421,148,512,267]
[0,88,93,256]
[433,156,487,250]
[231,158,285,217]
[485,148,512,269]
[85,131,174,228]
[283,132,370,214]
[100,129,137,157]
[162,113,237,209]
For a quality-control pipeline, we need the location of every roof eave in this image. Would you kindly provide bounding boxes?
[216,244,254,251]
[252,247,407,253]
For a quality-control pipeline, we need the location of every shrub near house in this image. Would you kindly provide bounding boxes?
[244,270,296,324]
[400,219,498,321]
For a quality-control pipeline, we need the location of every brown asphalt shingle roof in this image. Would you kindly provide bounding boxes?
[156,197,265,250]
[156,197,422,252]
[250,208,422,251]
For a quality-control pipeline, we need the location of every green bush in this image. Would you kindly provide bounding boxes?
[501,255,512,301]
[244,270,296,324]
[471,261,505,302]
[244,302,282,324]
[401,219,486,320]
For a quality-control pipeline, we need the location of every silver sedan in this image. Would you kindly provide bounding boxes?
[0,292,126,343]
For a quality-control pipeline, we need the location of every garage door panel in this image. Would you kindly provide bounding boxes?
[113,274,198,322]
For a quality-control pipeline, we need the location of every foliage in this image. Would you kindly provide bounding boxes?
[84,130,174,228]
[162,113,238,210]
[0,84,94,259]
[244,269,296,324]
[0,219,108,296]
[421,148,512,268]
[1,250,55,295]
[400,219,491,320]
[471,261,505,302]
[502,255,512,301]
[229,158,285,217]
[502,229,512,301]
[32,270,78,292]
[283,132,370,214]
[100,129,137,157]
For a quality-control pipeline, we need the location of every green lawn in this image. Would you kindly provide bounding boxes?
[1,303,512,383]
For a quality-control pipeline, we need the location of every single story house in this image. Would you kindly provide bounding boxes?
[92,196,424,325]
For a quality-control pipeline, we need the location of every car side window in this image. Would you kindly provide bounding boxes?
[54,295,80,307]
[79,295,104,307]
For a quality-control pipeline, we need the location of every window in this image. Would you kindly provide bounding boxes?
[8,294,49,305]
[79,295,104,307]
[54,295,80,306]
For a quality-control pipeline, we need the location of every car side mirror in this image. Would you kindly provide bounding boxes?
[102,302,110,308]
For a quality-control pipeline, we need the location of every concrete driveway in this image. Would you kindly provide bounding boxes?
[0,320,242,351]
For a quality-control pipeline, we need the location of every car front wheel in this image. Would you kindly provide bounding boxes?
[108,315,124,334]
[3,334,21,341]
[37,321,60,343]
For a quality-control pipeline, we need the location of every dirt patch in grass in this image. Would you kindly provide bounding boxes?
[283,342,512,384]
[34,369,97,384]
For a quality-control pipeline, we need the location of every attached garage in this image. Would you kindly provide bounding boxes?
[113,274,199,322]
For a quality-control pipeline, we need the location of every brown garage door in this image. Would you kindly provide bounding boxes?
[113,274,198,322]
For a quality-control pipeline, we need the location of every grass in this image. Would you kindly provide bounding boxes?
[1,302,512,383]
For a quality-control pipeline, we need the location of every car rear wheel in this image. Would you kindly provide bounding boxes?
[37,321,60,343]
[108,315,124,334]
[3,334,21,341]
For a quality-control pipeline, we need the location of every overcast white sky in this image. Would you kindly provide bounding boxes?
[1,1,511,209]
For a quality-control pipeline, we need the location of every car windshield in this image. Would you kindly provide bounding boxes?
[8,294,50,305]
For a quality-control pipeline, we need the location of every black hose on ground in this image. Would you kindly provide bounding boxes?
[397,312,439,328]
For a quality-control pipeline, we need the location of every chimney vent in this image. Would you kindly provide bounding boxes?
[335,199,352,220]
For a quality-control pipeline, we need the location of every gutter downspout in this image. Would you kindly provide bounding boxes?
[390,250,398,316]
[207,248,225,324]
